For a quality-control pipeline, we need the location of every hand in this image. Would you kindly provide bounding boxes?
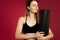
[37,34,47,40]
[36,31,46,40]
[35,31,44,38]
[37,36,46,40]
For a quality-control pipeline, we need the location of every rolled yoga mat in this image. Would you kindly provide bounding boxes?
[38,9,50,36]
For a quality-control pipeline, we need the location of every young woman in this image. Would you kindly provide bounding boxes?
[15,0,54,40]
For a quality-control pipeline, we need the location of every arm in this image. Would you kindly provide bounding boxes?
[43,28,54,40]
[15,17,36,39]
[37,28,54,40]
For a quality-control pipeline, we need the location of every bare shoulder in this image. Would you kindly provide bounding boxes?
[15,16,26,34]
[18,16,26,24]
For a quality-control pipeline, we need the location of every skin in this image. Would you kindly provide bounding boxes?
[15,1,54,40]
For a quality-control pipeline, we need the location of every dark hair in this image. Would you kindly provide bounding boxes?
[26,0,39,24]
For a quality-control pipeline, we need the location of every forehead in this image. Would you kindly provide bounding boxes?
[30,1,38,5]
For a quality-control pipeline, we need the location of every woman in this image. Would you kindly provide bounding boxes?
[15,0,54,40]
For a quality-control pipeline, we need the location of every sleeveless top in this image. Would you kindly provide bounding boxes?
[22,16,41,34]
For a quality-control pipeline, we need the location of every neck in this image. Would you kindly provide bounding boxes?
[29,11,35,18]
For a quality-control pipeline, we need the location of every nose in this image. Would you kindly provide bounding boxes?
[34,4,38,10]
[35,6,38,10]
[33,4,38,9]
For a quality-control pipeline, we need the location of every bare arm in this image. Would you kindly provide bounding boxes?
[15,17,36,39]
[43,28,54,40]
[37,28,54,40]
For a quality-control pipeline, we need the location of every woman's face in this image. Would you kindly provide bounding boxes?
[28,1,38,13]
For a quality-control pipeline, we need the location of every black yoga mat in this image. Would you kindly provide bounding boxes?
[38,9,50,36]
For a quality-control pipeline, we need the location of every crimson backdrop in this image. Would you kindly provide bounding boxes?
[0,0,60,40]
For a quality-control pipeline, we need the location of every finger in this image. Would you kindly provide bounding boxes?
[37,38,42,40]
[41,34,44,36]
[36,31,39,33]
[39,32,44,34]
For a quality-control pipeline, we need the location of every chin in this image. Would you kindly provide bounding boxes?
[34,10,38,13]
[32,10,38,13]
[34,11,37,13]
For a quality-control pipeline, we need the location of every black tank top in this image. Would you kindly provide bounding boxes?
[22,16,40,34]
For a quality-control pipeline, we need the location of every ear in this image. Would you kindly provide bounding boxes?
[27,6,30,10]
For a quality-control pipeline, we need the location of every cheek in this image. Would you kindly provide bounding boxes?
[30,6,35,11]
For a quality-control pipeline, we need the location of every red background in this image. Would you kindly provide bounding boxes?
[0,0,60,40]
